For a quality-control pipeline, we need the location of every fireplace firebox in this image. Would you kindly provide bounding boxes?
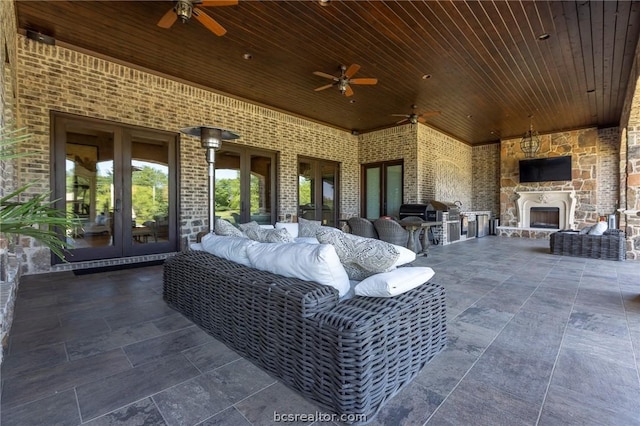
[530,207,559,229]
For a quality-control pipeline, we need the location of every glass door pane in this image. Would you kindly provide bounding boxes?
[129,137,170,246]
[249,154,273,225]
[321,164,336,226]
[386,164,403,219]
[66,139,114,249]
[298,160,315,220]
[216,150,241,225]
[365,166,381,219]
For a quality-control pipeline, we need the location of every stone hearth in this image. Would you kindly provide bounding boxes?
[516,190,577,230]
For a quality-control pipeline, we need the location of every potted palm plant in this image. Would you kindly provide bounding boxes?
[1,125,78,261]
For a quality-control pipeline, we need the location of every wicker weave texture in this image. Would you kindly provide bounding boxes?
[347,217,379,239]
[549,229,625,261]
[163,250,447,421]
[373,218,411,247]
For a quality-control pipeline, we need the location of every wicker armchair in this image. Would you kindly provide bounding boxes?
[373,217,412,248]
[347,217,379,239]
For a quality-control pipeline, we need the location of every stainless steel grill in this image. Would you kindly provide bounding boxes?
[425,201,461,222]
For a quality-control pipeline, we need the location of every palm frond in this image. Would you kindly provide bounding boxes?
[1,126,80,261]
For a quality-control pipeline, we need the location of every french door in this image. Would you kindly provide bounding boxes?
[52,113,179,263]
[298,157,339,227]
[214,145,276,226]
[362,160,403,219]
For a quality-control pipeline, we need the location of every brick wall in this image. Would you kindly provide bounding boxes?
[500,127,620,230]
[418,125,473,208]
[360,124,475,209]
[14,35,359,272]
[472,143,500,216]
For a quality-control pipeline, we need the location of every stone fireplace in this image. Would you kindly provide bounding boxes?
[516,190,577,230]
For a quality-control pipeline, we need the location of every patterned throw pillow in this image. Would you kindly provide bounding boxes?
[316,228,400,281]
[298,217,322,237]
[215,218,244,237]
[245,227,294,243]
[238,221,260,232]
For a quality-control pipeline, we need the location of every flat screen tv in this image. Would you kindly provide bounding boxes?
[519,156,572,183]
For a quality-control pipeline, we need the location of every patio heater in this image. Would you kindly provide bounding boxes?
[179,126,240,233]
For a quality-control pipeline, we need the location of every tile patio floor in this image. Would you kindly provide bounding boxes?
[1,236,639,425]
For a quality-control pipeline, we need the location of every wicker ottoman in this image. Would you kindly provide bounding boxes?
[549,229,625,261]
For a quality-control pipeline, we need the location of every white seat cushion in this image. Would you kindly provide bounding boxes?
[246,242,350,297]
[355,267,435,297]
[201,233,257,267]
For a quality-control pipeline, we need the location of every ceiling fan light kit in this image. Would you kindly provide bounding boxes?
[391,105,441,125]
[157,0,237,36]
[313,63,378,97]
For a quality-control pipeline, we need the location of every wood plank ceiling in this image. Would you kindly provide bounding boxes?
[14,0,640,145]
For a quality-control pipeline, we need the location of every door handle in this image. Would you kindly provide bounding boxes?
[114,199,121,212]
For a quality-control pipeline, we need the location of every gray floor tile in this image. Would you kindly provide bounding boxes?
[234,382,323,426]
[549,347,640,415]
[1,348,131,409]
[83,397,167,426]
[2,238,639,426]
[153,359,276,426]
[123,325,216,366]
[200,407,252,426]
[0,389,80,426]
[540,383,640,426]
[76,353,200,422]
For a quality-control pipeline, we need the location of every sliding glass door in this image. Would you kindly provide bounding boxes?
[52,113,179,263]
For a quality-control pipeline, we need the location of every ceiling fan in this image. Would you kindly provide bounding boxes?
[392,105,441,124]
[313,64,378,97]
[157,0,238,36]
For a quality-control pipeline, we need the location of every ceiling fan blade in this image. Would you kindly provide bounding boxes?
[157,8,178,28]
[391,114,410,117]
[396,118,409,124]
[344,85,354,97]
[193,7,227,36]
[349,78,378,85]
[344,63,360,78]
[201,0,239,6]
[313,71,339,81]
[314,83,334,92]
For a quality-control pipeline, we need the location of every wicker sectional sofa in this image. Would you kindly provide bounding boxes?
[549,229,626,261]
[163,250,447,422]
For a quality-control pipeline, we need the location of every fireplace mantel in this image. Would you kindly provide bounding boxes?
[516,190,577,230]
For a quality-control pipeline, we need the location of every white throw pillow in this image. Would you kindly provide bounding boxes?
[392,244,417,266]
[355,267,436,297]
[275,222,299,238]
[215,218,244,237]
[201,233,257,267]
[588,221,608,236]
[294,237,320,244]
[246,242,350,297]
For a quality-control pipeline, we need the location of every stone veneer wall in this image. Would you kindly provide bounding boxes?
[417,125,472,208]
[472,143,500,216]
[500,127,620,230]
[0,0,21,365]
[14,35,359,274]
[619,35,640,260]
